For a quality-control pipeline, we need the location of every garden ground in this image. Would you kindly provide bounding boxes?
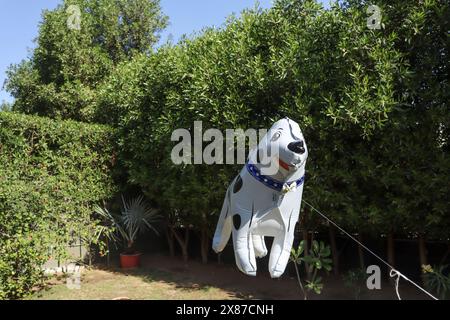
[31,254,429,300]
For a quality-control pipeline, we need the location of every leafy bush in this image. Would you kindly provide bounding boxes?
[290,240,333,299]
[98,1,439,257]
[0,112,117,299]
[92,0,450,263]
[343,268,367,300]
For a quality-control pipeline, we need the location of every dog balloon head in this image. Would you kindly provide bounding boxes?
[250,117,307,180]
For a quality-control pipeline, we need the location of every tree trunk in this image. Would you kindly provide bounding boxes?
[88,245,92,267]
[170,226,190,263]
[301,212,311,280]
[387,232,395,280]
[328,225,339,275]
[181,246,188,262]
[418,234,428,285]
[166,227,175,257]
[200,227,209,264]
[181,228,190,263]
[440,243,450,265]
[357,233,365,270]
[304,231,312,280]
[106,238,110,267]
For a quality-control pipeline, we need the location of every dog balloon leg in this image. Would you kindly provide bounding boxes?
[212,188,232,253]
[231,207,257,276]
[252,235,268,258]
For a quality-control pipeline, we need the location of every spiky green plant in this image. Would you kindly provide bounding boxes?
[423,265,450,300]
[94,195,160,253]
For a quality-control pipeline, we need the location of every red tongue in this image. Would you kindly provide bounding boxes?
[278,159,290,171]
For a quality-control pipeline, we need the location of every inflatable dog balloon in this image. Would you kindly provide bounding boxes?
[212,118,307,278]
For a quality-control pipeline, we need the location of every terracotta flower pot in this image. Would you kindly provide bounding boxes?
[120,252,142,269]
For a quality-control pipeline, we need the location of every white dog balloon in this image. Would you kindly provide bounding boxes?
[212,118,308,278]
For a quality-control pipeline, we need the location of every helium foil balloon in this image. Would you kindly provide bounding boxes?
[212,118,308,278]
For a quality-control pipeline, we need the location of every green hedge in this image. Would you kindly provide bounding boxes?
[0,112,116,299]
[98,0,449,245]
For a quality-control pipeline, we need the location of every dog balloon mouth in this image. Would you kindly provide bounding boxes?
[278,158,294,170]
[278,158,304,170]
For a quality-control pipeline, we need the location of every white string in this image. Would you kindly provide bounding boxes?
[390,269,402,300]
[302,200,439,300]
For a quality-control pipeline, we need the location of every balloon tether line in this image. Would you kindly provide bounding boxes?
[302,200,438,300]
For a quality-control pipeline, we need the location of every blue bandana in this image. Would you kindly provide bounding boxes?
[246,162,305,193]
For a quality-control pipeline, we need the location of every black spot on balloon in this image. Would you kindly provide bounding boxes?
[233,214,241,230]
[233,175,243,193]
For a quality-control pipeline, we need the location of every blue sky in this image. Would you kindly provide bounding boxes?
[0,0,327,103]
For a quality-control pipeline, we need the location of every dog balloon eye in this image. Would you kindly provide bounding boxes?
[271,132,281,141]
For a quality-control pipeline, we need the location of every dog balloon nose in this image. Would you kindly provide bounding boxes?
[288,141,305,154]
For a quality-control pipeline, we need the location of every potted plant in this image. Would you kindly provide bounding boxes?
[95,195,160,268]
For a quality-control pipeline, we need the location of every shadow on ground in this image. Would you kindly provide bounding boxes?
[99,254,428,300]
